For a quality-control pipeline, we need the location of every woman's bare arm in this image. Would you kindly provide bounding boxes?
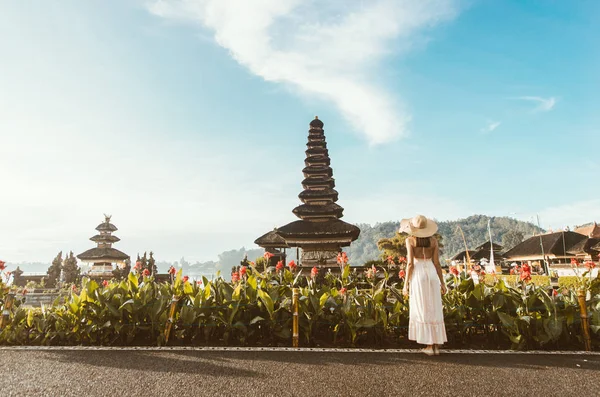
[403,237,414,295]
[432,239,447,293]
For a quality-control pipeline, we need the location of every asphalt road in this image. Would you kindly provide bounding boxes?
[1,350,598,397]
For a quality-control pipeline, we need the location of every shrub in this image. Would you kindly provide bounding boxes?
[0,266,598,350]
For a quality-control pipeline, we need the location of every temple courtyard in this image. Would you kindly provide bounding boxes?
[1,348,598,396]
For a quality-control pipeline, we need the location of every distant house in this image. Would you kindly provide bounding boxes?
[503,231,599,276]
[503,231,587,263]
[574,222,600,238]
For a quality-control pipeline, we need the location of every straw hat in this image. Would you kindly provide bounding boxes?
[399,215,438,238]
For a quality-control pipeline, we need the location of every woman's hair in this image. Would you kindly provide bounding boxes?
[415,237,432,248]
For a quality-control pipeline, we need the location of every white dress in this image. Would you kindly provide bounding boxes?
[408,258,447,345]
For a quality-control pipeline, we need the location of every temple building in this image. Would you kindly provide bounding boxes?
[77,215,130,276]
[254,229,289,267]
[275,117,360,269]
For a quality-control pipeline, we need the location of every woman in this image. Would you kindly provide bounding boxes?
[401,215,447,356]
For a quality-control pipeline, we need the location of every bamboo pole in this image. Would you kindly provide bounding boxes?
[164,295,180,345]
[292,288,299,347]
[0,293,15,330]
[577,290,592,351]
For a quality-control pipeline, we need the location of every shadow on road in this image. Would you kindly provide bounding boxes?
[46,351,263,378]
[47,350,599,373]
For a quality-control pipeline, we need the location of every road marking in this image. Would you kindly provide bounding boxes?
[0,346,597,354]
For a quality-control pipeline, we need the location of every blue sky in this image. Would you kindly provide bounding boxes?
[0,0,598,263]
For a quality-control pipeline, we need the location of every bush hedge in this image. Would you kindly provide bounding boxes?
[1,267,599,350]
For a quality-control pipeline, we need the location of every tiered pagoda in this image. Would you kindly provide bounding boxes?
[276,117,360,268]
[77,215,130,276]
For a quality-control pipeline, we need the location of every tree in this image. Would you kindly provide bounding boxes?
[62,251,80,284]
[46,251,63,288]
[502,230,525,251]
[377,233,443,261]
[112,258,131,281]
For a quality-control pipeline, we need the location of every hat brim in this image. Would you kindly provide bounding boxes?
[399,219,411,234]
[408,218,438,238]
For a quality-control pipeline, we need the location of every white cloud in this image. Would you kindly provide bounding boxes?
[517,96,557,112]
[480,120,501,133]
[148,0,458,144]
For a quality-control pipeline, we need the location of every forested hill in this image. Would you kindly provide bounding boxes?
[347,215,544,264]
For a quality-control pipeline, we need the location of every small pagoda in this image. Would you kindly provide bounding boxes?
[254,229,289,267]
[77,214,130,276]
[276,117,360,268]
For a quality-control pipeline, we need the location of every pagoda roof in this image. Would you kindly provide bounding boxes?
[96,222,118,232]
[302,166,333,177]
[301,177,335,189]
[310,117,324,129]
[503,231,587,259]
[293,203,344,218]
[277,219,360,241]
[90,234,121,243]
[77,247,129,262]
[305,156,330,166]
[298,188,338,202]
[254,229,289,248]
[305,147,329,156]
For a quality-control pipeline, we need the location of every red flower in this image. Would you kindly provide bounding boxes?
[102,280,109,287]
[398,269,406,279]
[275,261,284,273]
[249,261,255,266]
[134,260,142,271]
[311,266,318,278]
[337,252,349,265]
[520,271,532,282]
[571,258,579,267]
[480,270,486,277]
[521,263,531,273]
[231,272,240,283]
[0,260,5,271]
[22,289,28,295]
[182,275,189,283]
[71,285,77,292]
[552,289,558,297]
[288,260,297,271]
[264,252,274,260]
[398,256,407,264]
[168,266,176,275]
[196,280,202,285]
[449,266,459,276]
[584,261,596,270]
[387,255,395,265]
[510,267,518,275]
[240,266,247,278]
[142,269,151,277]
[339,287,347,295]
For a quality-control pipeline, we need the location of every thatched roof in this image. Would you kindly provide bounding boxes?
[451,250,477,261]
[277,219,360,241]
[503,231,587,259]
[90,234,120,243]
[254,230,289,248]
[77,247,129,262]
[292,203,344,218]
[96,222,118,232]
[575,223,600,238]
[475,241,503,251]
[567,238,600,255]
[471,250,505,261]
[298,188,338,201]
